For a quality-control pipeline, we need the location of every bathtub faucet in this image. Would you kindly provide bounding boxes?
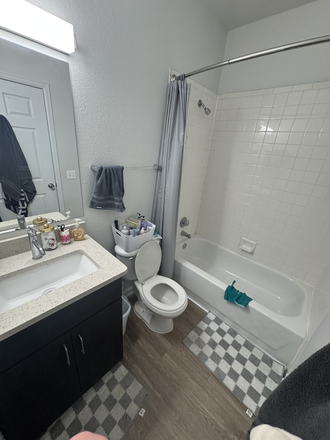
[181,230,191,239]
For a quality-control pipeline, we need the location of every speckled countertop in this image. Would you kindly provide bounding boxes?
[0,235,127,342]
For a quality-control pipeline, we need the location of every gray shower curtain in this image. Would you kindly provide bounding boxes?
[151,79,191,278]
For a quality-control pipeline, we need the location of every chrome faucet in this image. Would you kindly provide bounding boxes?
[180,217,190,228]
[181,230,191,239]
[17,214,26,229]
[28,226,46,260]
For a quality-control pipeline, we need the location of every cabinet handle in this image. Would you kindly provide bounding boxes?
[63,344,71,366]
[78,334,85,355]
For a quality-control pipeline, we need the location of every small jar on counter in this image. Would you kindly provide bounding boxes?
[39,223,57,250]
[59,227,71,245]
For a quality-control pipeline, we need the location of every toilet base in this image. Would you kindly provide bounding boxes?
[134,301,174,334]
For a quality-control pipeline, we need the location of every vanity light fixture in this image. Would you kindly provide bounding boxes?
[0,0,76,54]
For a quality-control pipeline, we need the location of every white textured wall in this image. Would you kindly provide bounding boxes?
[197,82,330,287]
[27,0,227,252]
[177,74,217,242]
[219,0,330,94]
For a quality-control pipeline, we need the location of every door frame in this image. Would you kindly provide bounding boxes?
[0,70,65,214]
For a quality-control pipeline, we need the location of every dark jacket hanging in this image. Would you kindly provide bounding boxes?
[0,115,36,216]
[247,341,330,440]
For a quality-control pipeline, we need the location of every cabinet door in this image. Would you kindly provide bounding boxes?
[71,298,123,394]
[0,332,81,440]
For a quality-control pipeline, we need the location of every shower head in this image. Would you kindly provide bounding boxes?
[198,99,211,115]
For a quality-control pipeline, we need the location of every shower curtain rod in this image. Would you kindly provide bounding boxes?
[171,34,330,81]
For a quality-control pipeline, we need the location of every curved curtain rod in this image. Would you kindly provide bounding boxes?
[171,34,330,82]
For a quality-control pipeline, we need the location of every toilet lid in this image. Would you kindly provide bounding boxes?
[135,241,161,283]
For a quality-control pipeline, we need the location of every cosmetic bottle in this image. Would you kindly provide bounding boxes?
[59,224,71,245]
[121,225,130,235]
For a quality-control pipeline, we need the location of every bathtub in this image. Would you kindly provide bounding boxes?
[174,236,312,366]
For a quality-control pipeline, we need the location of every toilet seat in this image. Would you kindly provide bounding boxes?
[134,242,188,317]
[139,275,187,317]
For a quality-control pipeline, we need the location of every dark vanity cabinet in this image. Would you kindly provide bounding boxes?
[0,332,81,440]
[71,298,122,394]
[0,279,123,440]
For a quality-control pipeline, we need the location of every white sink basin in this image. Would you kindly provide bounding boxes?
[0,252,98,314]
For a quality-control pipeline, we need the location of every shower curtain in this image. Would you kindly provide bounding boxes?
[151,79,191,278]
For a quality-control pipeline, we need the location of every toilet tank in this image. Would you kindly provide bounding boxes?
[114,245,138,280]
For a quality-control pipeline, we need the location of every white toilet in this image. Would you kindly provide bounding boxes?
[115,241,188,334]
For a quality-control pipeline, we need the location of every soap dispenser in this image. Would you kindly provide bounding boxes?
[72,218,85,241]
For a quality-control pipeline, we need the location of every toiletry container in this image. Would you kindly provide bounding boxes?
[39,223,57,250]
[72,218,85,241]
[33,216,48,227]
[59,227,71,245]
[111,221,155,252]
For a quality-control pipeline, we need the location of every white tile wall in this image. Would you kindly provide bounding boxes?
[196,81,330,287]
[176,75,217,242]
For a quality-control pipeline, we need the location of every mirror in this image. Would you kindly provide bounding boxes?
[0,211,68,234]
[0,39,83,235]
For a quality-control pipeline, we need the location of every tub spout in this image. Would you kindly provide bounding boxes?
[181,230,191,239]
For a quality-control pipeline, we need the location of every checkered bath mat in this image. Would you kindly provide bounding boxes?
[183,312,284,415]
[40,363,148,440]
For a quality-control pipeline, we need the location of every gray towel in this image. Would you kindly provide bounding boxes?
[89,165,126,212]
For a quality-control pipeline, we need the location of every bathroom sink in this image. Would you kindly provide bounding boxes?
[0,252,98,314]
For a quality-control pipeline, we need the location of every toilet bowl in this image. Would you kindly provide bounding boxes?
[115,241,188,334]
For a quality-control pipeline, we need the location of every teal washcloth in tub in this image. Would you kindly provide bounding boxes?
[234,291,253,308]
[224,280,239,303]
[224,280,252,308]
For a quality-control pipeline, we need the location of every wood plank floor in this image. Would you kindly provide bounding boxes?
[122,297,253,440]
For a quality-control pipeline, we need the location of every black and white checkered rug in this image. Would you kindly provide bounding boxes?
[40,363,148,440]
[183,312,284,415]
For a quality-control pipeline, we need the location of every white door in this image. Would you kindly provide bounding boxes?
[0,78,59,220]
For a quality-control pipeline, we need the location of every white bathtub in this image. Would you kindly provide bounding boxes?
[174,236,312,366]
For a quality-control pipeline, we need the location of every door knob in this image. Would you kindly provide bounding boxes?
[48,183,55,190]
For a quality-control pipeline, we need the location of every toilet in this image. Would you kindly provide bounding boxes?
[115,241,188,334]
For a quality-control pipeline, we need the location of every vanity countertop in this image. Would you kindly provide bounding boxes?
[0,235,127,342]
